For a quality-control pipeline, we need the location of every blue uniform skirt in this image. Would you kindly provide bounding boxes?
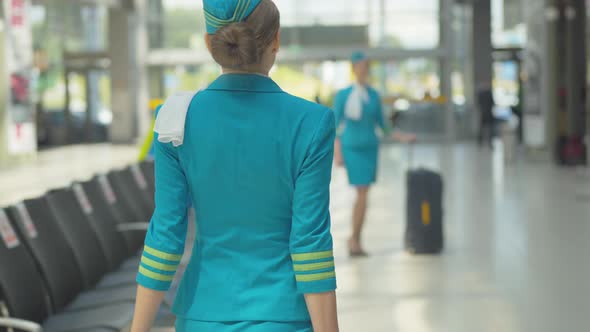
[175,319,312,331]
[342,146,378,186]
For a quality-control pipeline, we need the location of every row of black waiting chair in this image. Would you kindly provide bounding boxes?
[0,161,158,332]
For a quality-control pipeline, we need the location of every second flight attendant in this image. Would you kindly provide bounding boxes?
[334,52,415,257]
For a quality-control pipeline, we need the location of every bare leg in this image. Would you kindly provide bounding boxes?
[349,186,370,256]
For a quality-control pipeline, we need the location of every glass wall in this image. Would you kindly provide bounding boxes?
[275,0,439,48]
[156,57,441,116]
[32,2,108,111]
[492,0,526,48]
[154,0,443,98]
[373,59,440,100]
[162,64,220,96]
[380,0,440,49]
[159,0,205,49]
[273,59,440,104]
[491,0,525,125]
[159,0,440,50]
[154,0,455,138]
[451,3,472,108]
[31,1,110,145]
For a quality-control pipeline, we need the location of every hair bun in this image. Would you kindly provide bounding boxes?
[210,22,260,68]
[208,0,280,70]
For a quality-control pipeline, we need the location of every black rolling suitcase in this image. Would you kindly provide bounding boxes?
[404,146,444,254]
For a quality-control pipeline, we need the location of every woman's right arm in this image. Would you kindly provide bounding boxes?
[290,110,339,332]
[305,292,339,332]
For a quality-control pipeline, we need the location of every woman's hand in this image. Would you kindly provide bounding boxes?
[333,138,344,167]
[392,132,417,143]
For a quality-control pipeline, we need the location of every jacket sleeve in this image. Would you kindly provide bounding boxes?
[290,110,337,294]
[137,107,189,291]
[333,91,345,137]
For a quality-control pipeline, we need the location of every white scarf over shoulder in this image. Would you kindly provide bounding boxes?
[154,91,199,147]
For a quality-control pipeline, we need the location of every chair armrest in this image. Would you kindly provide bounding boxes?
[117,222,150,232]
[0,318,42,332]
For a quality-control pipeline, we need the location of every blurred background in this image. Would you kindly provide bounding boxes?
[1,1,590,331]
[0,0,559,158]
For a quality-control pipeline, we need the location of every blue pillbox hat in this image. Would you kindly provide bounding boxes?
[203,0,263,34]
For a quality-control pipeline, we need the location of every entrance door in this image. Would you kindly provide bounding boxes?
[63,52,111,144]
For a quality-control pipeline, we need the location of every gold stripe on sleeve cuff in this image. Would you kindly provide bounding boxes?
[138,266,175,282]
[293,261,335,272]
[295,271,336,283]
[143,245,182,262]
[291,250,333,262]
[141,256,178,272]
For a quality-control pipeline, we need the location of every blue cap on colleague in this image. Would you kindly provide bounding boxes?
[351,51,368,64]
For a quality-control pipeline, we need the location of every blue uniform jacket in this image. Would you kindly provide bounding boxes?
[333,85,390,148]
[136,74,337,323]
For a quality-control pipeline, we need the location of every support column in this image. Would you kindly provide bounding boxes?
[378,0,386,46]
[440,0,455,141]
[135,0,150,139]
[108,0,149,144]
[544,0,560,152]
[588,18,590,157]
[472,0,493,91]
[0,11,8,166]
[564,0,586,138]
[522,0,551,151]
[463,5,476,137]
[147,0,165,99]
[470,0,494,145]
[0,0,36,167]
[83,5,101,142]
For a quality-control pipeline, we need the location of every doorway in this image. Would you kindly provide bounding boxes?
[62,52,111,144]
[493,47,523,141]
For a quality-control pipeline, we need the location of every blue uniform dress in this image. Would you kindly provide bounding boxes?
[333,85,390,186]
[136,74,337,331]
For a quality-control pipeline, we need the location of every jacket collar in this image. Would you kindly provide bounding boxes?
[207,73,283,93]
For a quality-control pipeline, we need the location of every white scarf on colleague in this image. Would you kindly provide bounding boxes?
[154,91,199,147]
[344,83,369,121]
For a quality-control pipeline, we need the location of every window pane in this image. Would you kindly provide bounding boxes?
[160,0,440,50]
[163,65,219,96]
[161,1,204,49]
[492,0,526,48]
[371,58,440,100]
[274,0,370,26]
[381,0,440,49]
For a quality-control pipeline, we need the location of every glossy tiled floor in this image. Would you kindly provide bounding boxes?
[3,143,590,331]
[0,144,138,206]
[331,143,590,332]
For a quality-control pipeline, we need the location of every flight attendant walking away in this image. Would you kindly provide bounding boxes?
[333,52,415,257]
[130,1,339,331]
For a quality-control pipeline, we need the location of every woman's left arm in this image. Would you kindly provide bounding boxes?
[131,286,166,332]
[132,119,190,331]
[375,94,391,136]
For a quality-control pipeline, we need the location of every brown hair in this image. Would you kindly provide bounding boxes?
[208,0,280,69]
